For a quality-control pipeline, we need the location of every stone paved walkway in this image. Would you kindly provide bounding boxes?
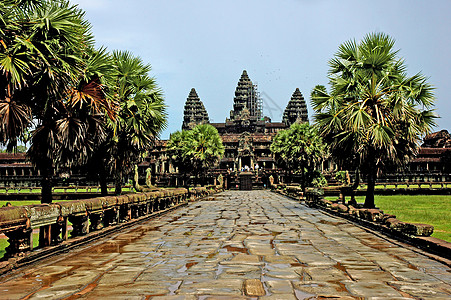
[0,191,450,299]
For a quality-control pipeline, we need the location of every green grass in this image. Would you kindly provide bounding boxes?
[0,200,42,206]
[327,195,451,242]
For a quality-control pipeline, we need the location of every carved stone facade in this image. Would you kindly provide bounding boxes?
[282,88,308,126]
[182,88,209,130]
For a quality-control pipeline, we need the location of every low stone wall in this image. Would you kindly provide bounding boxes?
[0,185,222,274]
[271,184,304,200]
[304,188,451,260]
[272,184,451,260]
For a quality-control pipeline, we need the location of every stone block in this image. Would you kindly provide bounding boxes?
[57,200,86,217]
[386,218,408,231]
[244,279,265,296]
[83,198,103,212]
[0,206,28,230]
[337,204,349,213]
[404,223,434,236]
[102,196,118,208]
[25,204,60,228]
[116,194,130,205]
[331,203,340,211]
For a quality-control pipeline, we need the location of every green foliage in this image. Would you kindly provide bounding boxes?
[0,0,118,202]
[311,171,327,187]
[335,170,350,185]
[312,32,436,207]
[167,124,224,183]
[97,50,167,194]
[270,122,326,191]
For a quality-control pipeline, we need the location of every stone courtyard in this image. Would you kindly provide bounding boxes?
[0,191,450,299]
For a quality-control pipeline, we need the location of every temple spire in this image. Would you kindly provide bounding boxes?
[182,88,209,130]
[282,88,308,126]
[230,70,262,120]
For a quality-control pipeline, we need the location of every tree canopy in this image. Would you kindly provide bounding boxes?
[311,32,436,207]
[167,124,224,186]
[270,122,326,192]
[0,0,166,200]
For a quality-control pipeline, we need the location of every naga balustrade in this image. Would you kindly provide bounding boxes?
[0,186,221,259]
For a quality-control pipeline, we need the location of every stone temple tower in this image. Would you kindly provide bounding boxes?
[230,70,262,121]
[282,88,308,126]
[182,88,209,130]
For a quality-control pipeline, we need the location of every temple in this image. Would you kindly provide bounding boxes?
[182,88,209,130]
[282,88,308,125]
[179,70,309,171]
[1,70,449,189]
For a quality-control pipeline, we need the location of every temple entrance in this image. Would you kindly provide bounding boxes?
[240,156,252,171]
[239,172,253,190]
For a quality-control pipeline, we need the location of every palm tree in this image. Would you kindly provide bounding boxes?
[1,0,117,203]
[311,33,436,208]
[167,124,224,187]
[98,50,167,195]
[270,122,326,192]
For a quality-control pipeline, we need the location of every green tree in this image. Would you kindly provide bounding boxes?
[167,124,224,187]
[96,50,167,195]
[1,0,116,202]
[311,33,436,208]
[270,122,326,192]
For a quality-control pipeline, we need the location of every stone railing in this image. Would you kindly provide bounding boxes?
[270,183,304,200]
[304,188,451,260]
[0,186,222,272]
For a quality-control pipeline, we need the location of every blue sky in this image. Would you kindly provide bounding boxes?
[74,0,451,139]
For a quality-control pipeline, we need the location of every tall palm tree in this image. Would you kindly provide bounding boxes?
[311,33,436,208]
[1,0,117,203]
[98,50,167,195]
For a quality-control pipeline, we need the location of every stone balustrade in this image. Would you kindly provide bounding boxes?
[303,188,435,237]
[0,186,221,261]
[303,188,451,259]
[271,184,450,258]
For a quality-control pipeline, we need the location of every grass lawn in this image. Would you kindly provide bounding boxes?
[327,195,451,242]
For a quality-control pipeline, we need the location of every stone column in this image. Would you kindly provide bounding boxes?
[4,227,33,258]
[69,214,89,237]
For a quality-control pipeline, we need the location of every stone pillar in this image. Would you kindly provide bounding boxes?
[4,228,33,258]
[69,214,89,237]
[89,213,104,231]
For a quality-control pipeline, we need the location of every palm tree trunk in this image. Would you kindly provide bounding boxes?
[114,170,122,195]
[40,164,53,204]
[364,167,377,208]
[99,164,109,196]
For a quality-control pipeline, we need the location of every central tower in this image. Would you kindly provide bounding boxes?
[230,70,262,121]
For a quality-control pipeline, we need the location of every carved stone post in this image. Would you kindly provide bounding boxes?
[68,214,89,237]
[89,213,104,231]
[50,216,65,244]
[4,227,33,257]
[119,204,131,223]
[103,208,118,227]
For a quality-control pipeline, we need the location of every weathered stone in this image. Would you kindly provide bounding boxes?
[0,190,450,299]
[182,88,209,130]
[337,204,349,213]
[282,88,308,126]
[405,223,434,236]
[244,279,265,296]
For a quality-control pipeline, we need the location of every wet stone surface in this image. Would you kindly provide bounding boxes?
[1,190,450,299]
